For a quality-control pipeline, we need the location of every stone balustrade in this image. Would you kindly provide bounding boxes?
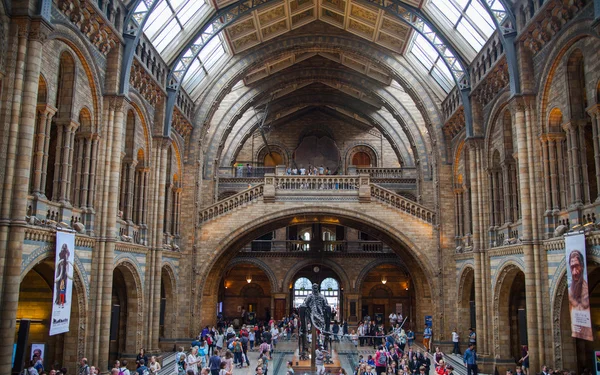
[243,239,385,253]
[199,175,434,224]
[199,184,265,223]
[355,167,404,178]
[370,185,436,223]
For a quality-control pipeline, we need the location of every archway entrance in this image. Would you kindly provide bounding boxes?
[495,266,527,366]
[109,263,142,364]
[17,258,83,375]
[196,211,435,334]
[160,267,176,341]
[290,267,342,319]
[358,264,414,328]
[556,265,600,372]
[218,263,273,326]
[458,267,476,337]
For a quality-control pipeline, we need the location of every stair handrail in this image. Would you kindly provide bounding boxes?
[199,183,265,223]
[370,184,436,224]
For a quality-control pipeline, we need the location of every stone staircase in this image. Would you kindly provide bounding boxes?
[199,174,436,225]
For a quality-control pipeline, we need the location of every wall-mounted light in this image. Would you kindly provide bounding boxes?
[246,275,252,284]
[381,276,387,285]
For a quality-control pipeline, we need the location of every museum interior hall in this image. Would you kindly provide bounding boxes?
[0,0,600,373]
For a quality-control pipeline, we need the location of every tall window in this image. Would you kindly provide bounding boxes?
[409,33,454,93]
[320,278,340,311]
[294,277,313,307]
[429,0,498,51]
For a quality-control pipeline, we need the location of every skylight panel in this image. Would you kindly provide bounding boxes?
[409,32,456,93]
[428,0,498,52]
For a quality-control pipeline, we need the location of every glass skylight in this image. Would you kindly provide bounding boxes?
[429,0,499,51]
[409,33,455,93]
[139,0,210,61]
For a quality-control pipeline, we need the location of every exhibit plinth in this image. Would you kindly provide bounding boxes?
[291,348,341,373]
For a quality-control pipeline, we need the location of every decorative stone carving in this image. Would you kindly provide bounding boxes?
[129,59,165,106]
[54,0,120,55]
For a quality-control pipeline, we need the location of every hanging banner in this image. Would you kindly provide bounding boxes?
[49,231,75,336]
[565,233,593,341]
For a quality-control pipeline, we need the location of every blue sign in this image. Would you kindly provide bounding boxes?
[425,315,432,327]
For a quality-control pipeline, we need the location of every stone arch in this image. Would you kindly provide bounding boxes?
[50,25,104,131]
[223,257,279,293]
[492,262,526,360]
[281,258,352,295]
[551,270,570,370]
[240,283,266,297]
[536,21,597,132]
[457,265,475,335]
[18,253,88,373]
[354,258,409,292]
[256,143,289,167]
[38,74,48,104]
[566,48,587,120]
[161,263,177,339]
[548,107,563,132]
[129,92,153,158]
[369,284,393,297]
[112,258,144,353]
[195,205,437,332]
[345,144,379,170]
[191,38,444,156]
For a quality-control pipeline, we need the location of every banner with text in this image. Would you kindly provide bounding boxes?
[565,233,593,341]
[49,231,75,336]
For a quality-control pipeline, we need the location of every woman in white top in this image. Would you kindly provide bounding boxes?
[451,328,460,355]
[186,347,202,375]
[148,356,161,374]
[216,331,224,350]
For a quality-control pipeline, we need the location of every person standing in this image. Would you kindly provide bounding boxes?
[315,345,327,375]
[209,349,221,375]
[518,345,529,375]
[463,344,478,375]
[407,329,415,347]
[451,328,461,355]
[375,346,388,375]
[468,328,476,346]
[423,324,432,352]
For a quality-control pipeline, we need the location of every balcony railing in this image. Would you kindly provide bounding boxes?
[274,176,360,190]
[244,240,386,253]
[355,168,404,178]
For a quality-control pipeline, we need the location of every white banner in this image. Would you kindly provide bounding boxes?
[565,233,593,341]
[49,231,75,336]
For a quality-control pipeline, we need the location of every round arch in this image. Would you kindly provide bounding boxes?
[18,253,88,374]
[457,265,475,336]
[346,144,379,170]
[191,36,445,166]
[112,259,144,356]
[492,262,526,362]
[282,258,352,294]
[161,264,178,340]
[354,258,409,293]
[223,257,280,293]
[195,206,437,332]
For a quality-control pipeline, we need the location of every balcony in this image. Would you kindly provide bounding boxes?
[242,239,389,253]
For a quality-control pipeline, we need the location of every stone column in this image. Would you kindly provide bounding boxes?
[39,106,56,197]
[501,163,511,224]
[87,135,99,210]
[556,138,568,209]
[0,18,50,373]
[126,161,137,222]
[564,122,582,205]
[547,137,559,210]
[31,105,56,195]
[587,105,600,202]
[94,96,126,369]
[510,97,541,371]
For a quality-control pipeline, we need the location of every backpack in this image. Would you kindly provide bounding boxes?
[141,368,150,375]
[118,369,125,375]
[378,353,387,366]
[206,336,213,345]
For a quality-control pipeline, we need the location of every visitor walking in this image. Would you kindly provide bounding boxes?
[463,344,478,375]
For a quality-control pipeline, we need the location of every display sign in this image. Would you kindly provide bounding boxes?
[565,233,593,341]
[425,315,432,327]
[49,231,75,336]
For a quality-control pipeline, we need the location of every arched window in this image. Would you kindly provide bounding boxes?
[352,152,371,167]
[264,152,283,167]
[320,277,340,311]
[293,277,313,307]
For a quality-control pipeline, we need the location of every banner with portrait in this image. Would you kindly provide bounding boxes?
[565,233,593,341]
[49,231,75,336]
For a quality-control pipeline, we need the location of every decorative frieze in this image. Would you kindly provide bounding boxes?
[129,59,165,106]
[53,0,121,55]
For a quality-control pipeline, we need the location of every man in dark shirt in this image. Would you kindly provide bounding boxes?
[209,349,221,375]
[136,359,149,375]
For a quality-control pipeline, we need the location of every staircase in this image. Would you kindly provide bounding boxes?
[198,174,436,225]
[157,352,178,375]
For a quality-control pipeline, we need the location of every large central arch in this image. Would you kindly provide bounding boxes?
[193,205,438,333]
